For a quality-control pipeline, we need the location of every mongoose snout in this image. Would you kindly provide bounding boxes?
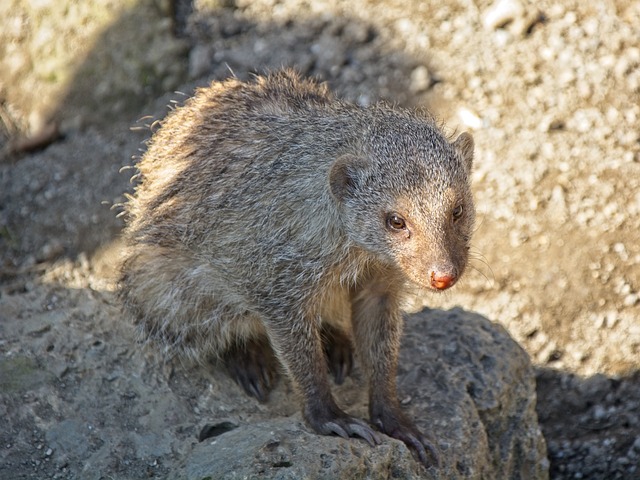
[119,70,475,467]
[430,270,458,290]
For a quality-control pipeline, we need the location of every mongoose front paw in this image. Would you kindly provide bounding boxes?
[305,401,382,447]
[321,324,353,385]
[223,337,278,403]
[372,407,440,467]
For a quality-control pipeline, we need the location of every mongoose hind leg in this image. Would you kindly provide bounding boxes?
[223,336,279,403]
[321,323,353,385]
[351,277,440,467]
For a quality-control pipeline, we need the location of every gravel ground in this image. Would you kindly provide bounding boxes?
[1,0,639,478]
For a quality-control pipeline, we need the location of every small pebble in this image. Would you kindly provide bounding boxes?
[457,107,484,130]
[592,404,607,421]
[623,293,638,307]
[483,0,524,30]
[409,66,431,92]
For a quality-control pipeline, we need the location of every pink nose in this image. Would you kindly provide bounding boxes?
[430,271,457,290]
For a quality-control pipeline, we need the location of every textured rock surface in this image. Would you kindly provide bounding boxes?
[177,308,547,479]
[0,280,547,479]
[180,420,423,479]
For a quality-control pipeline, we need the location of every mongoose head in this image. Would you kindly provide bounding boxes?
[330,116,475,291]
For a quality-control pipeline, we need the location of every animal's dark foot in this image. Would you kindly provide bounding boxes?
[223,337,279,403]
[371,403,440,467]
[321,323,353,384]
[304,398,381,447]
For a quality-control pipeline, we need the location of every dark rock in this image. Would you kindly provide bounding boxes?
[170,308,548,479]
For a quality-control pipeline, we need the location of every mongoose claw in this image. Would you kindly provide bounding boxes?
[223,338,278,403]
[393,429,440,468]
[372,408,440,467]
[346,421,383,447]
[323,421,349,439]
[321,417,381,447]
[306,402,382,447]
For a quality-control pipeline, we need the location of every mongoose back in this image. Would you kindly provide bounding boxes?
[119,70,475,465]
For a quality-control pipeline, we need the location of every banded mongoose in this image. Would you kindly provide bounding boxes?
[119,70,475,465]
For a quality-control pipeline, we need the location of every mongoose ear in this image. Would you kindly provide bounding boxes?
[453,132,474,172]
[329,154,367,202]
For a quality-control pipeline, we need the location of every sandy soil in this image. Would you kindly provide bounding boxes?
[1,0,639,478]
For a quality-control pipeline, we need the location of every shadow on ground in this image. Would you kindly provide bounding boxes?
[0,0,425,275]
[536,367,640,479]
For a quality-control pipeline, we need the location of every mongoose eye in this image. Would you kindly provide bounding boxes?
[386,213,407,231]
[452,205,464,221]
